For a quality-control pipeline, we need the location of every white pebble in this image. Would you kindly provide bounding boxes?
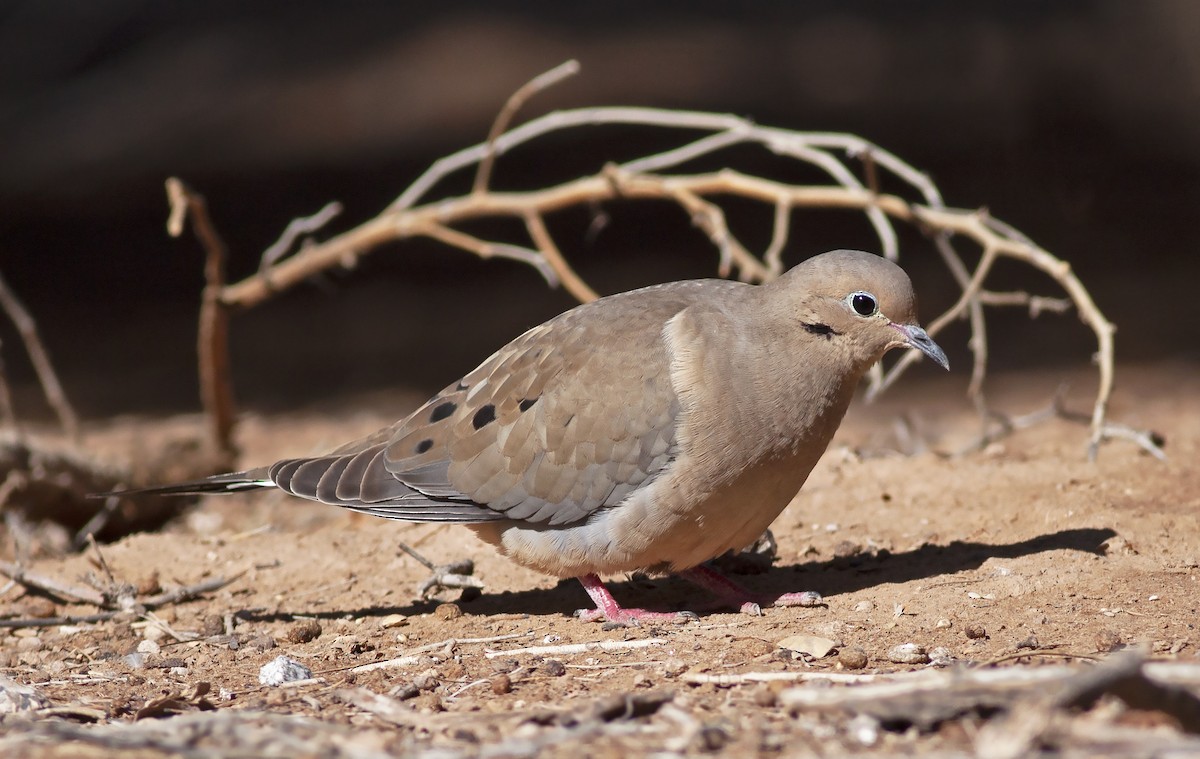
[136,639,161,655]
[258,655,313,686]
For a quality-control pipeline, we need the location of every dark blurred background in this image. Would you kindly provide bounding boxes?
[1,1,1197,422]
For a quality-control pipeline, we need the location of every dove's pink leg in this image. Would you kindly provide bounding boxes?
[575,574,698,625]
[681,565,822,615]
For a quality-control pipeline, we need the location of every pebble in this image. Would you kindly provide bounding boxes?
[434,603,463,621]
[1095,629,1122,653]
[258,655,313,686]
[837,646,869,670]
[886,643,929,665]
[15,637,43,653]
[964,624,988,640]
[136,639,160,655]
[490,674,512,695]
[852,600,875,613]
[286,619,322,644]
[541,659,567,677]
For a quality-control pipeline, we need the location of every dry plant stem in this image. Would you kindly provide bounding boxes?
[165,178,237,460]
[0,269,79,441]
[209,95,1131,458]
[472,59,580,195]
[260,201,343,271]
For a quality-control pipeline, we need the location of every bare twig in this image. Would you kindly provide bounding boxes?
[140,571,244,608]
[260,201,343,271]
[165,178,237,461]
[484,637,667,659]
[0,268,79,441]
[473,59,580,195]
[0,560,106,606]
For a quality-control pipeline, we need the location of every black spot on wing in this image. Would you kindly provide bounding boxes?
[519,397,537,412]
[430,401,456,422]
[472,404,496,430]
[415,439,434,454]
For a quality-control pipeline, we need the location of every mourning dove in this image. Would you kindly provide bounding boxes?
[131,249,947,623]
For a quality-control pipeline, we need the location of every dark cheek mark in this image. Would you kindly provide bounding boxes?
[430,401,457,423]
[472,404,497,430]
[415,439,434,454]
[801,322,839,340]
[519,397,537,412]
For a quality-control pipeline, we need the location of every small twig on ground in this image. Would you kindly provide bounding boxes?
[0,611,120,629]
[344,632,535,674]
[140,571,244,608]
[684,670,887,686]
[0,560,106,606]
[0,268,79,442]
[165,177,237,461]
[485,637,667,659]
[396,543,485,598]
[0,559,241,612]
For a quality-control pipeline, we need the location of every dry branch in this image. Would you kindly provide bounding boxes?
[165,178,237,460]
[0,268,79,441]
[179,63,1149,460]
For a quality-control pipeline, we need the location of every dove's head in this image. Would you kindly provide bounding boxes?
[774,249,949,372]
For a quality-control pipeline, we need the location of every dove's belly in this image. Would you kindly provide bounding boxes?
[470,449,819,578]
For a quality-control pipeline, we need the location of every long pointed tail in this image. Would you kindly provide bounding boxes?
[93,470,276,498]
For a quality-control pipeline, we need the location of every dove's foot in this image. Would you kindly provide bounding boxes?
[681,565,822,615]
[574,573,698,626]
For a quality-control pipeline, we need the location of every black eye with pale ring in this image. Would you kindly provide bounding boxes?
[848,291,878,317]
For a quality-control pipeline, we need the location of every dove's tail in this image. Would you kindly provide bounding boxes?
[93,470,276,498]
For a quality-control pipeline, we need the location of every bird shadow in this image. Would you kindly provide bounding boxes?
[249,526,1115,623]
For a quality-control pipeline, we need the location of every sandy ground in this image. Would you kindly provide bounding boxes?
[1,361,1197,757]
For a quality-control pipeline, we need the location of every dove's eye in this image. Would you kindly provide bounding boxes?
[848,292,878,317]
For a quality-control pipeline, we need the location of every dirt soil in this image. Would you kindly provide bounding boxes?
[1,361,1197,757]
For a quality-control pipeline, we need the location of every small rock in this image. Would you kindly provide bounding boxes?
[752,684,777,707]
[833,540,861,558]
[15,637,43,653]
[541,659,567,677]
[136,639,160,655]
[853,600,875,613]
[248,634,276,651]
[434,603,463,621]
[935,619,953,629]
[137,573,162,596]
[379,613,408,629]
[837,646,869,670]
[15,598,56,619]
[286,619,322,644]
[489,674,512,695]
[928,647,955,666]
[662,658,689,677]
[490,658,520,674]
[778,634,838,659]
[201,615,225,637]
[965,624,988,640]
[1015,634,1039,650]
[412,668,440,691]
[1095,629,1122,653]
[0,676,49,713]
[887,643,929,665]
[258,655,313,686]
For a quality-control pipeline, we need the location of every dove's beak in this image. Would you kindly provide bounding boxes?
[893,324,949,371]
